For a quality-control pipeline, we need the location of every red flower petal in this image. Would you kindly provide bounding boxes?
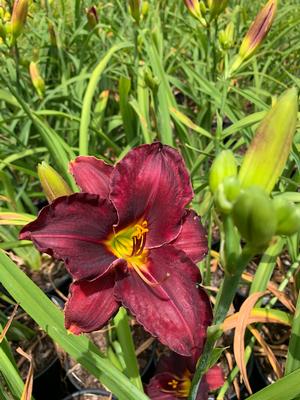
[69,156,113,197]
[115,245,212,356]
[172,210,208,263]
[172,210,208,264]
[20,193,118,280]
[110,143,193,248]
[155,353,190,376]
[64,271,120,334]
[203,365,224,391]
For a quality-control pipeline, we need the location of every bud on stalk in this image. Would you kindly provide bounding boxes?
[273,197,300,236]
[11,0,28,43]
[232,186,276,248]
[230,0,277,74]
[86,6,98,30]
[238,88,298,194]
[183,0,207,26]
[129,0,140,24]
[29,62,45,98]
[207,0,228,20]
[38,162,72,203]
[209,150,238,194]
[219,21,234,49]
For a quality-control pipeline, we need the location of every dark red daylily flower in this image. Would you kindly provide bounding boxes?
[146,352,224,400]
[20,143,212,356]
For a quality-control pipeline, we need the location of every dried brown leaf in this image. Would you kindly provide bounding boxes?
[0,303,18,343]
[233,291,267,394]
[248,325,283,379]
[17,347,33,400]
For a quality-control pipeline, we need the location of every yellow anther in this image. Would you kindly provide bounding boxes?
[168,379,178,389]
[132,221,149,240]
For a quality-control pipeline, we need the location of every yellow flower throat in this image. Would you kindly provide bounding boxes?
[105,220,157,285]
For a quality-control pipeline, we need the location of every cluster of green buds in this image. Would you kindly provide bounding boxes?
[128,0,148,24]
[229,0,277,75]
[209,88,299,249]
[0,1,11,44]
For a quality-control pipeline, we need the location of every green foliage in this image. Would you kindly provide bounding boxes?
[0,1,299,399]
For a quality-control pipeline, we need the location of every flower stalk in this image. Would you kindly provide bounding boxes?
[189,244,255,399]
[114,307,144,391]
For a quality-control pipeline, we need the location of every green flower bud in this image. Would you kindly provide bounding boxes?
[141,1,149,17]
[208,0,229,20]
[273,197,300,236]
[29,62,45,98]
[209,150,238,194]
[38,162,72,203]
[219,21,234,49]
[11,0,28,43]
[129,0,141,24]
[239,88,298,194]
[215,176,241,214]
[199,1,207,15]
[232,186,276,247]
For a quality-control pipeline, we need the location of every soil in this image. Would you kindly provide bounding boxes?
[7,250,70,295]
[22,257,70,295]
[63,321,155,391]
[11,311,57,380]
[64,330,108,391]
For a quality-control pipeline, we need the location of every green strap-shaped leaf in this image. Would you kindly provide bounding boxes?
[79,42,132,155]
[0,251,149,400]
[247,368,300,400]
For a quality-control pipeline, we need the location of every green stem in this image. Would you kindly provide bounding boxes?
[114,307,144,392]
[250,238,285,295]
[204,210,213,286]
[217,339,254,400]
[189,246,254,400]
[222,215,241,275]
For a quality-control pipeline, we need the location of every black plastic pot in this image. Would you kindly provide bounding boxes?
[45,272,71,297]
[227,356,267,399]
[33,357,72,400]
[62,389,117,400]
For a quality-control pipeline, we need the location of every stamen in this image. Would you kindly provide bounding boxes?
[131,263,170,287]
[135,233,146,256]
[130,221,149,256]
